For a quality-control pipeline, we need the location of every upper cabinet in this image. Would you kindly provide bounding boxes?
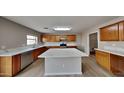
[42,35,59,42]
[119,22,124,41]
[67,35,76,42]
[41,35,76,42]
[100,21,124,41]
[100,24,119,41]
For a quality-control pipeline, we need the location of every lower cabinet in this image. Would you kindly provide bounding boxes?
[96,50,111,71]
[110,54,124,76]
[96,50,124,76]
[0,54,21,76]
[0,47,48,77]
[12,54,21,76]
[32,47,48,61]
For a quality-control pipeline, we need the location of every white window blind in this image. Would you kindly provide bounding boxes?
[27,35,38,45]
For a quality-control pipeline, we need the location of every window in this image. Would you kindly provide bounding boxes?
[27,35,38,45]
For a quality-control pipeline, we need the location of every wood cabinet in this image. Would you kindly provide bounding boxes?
[96,50,124,76]
[96,50,111,71]
[0,47,48,77]
[67,35,76,41]
[32,47,48,61]
[67,46,77,48]
[12,54,21,76]
[41,35,76,42]
[100,21,124,41]
[100,24,119,41]
[0,54,21,76]
[119,22,124,41]
[42,35,60,42]
[55,35,61,42]
[110,54,124,76]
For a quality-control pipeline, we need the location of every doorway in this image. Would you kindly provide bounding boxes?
[89,32,98,55]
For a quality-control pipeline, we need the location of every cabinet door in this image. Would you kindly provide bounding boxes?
[12,54,21,76]
[42,35,58,42]
[100,24,119,41]
[119,22,124,41]
[42,35,49,42]
[50,35,56,42]
[110,54,124,75]
[67,35,76,41]
[55,35,60,42]
[0,56,12,76]
[96,50,110,71]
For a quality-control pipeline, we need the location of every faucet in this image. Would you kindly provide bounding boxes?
[32,44,36,48]
[4,49,9,52]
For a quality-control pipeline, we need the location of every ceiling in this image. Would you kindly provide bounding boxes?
[3,16,118,34]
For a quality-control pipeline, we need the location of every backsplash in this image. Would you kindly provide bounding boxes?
[44,42,77,46]
[99,41,124,49]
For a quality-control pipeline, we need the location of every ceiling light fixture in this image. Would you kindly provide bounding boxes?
[53,27,72,31]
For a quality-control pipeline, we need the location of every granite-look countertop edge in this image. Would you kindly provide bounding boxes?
[38,48,88,58]
[0,45,45,56]
[0,45,78,57]
[95,48,124,57]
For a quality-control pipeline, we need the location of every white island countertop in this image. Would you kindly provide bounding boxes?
[38,48,88,58]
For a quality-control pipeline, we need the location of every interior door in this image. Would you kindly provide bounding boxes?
[89,32,98,54]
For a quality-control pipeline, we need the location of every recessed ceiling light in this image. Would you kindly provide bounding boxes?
[53,27,72,31]
[44,27,49,29]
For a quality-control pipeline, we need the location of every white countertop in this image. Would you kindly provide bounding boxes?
[95,48,124,57]
[38,48,88,58]
[0,44,78,56]
[0,45,44,56]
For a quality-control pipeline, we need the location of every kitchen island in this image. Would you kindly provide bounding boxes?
[38,48,88,76]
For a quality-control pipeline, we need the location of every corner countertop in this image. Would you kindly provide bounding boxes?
[95,48,124,57]
[0,45,44,56]
[38,48,88,58]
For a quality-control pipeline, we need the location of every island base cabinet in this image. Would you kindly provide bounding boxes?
[44,57,82,76]
[0,55,21,77]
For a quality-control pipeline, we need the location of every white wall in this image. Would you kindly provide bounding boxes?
[81,16,124,56]
[0,17,42,49]
[76,33,83,50]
